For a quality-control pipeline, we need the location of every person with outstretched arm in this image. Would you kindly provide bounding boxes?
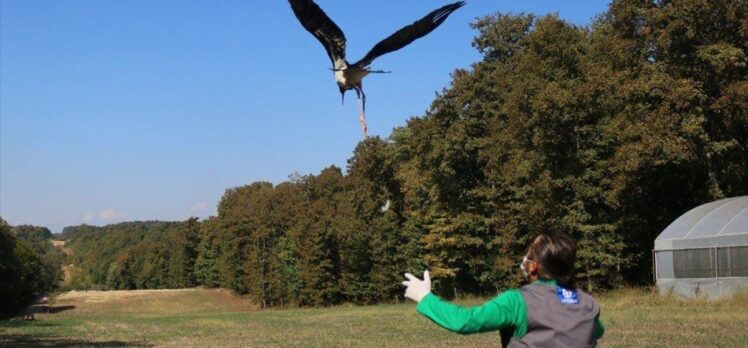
[402,231,605,347]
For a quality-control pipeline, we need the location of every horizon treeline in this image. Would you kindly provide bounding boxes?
[5,0,746,308]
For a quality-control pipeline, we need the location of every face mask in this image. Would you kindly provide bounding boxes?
[520,256,530,277]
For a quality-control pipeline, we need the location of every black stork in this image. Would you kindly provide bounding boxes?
[288,0,466,137]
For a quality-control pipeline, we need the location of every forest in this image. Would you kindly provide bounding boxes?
[2,0,746,310]
[0,221,65,316]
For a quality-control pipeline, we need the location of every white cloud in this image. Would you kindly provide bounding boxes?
[83,212,94,223]
[188,202,209,213]
[99,208,124,220]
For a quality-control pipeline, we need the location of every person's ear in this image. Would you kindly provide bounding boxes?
[528,261,538,276]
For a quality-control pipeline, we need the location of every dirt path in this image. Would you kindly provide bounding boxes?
[52,239,75,285]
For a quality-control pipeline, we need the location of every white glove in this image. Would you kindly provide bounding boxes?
[402,270,431,303]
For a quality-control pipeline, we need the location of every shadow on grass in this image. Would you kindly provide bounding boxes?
[0,320,59,328]
[0,320,152,347]
[49,305,76,314]
[0,334,152,347]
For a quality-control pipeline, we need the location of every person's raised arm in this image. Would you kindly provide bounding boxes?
[403,270,523,335]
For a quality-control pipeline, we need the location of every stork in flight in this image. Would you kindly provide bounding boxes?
[288,0,466,137]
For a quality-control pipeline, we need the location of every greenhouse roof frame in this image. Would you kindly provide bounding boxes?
[654,196,747,250]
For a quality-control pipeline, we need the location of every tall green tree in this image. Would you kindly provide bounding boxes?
[195,217,222,287]
[13,224,64,291]
[293,167,344,306]
[0,218,27,316]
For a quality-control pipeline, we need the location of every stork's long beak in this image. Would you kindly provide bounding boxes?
[340,88,346,106]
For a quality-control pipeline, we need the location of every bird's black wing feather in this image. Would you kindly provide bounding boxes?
[288,0,347,68]
[353,1,465,68]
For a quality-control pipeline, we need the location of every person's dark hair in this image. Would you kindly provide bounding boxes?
[529,232,577,288]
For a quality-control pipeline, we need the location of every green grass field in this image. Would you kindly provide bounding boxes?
[1,288,746,347]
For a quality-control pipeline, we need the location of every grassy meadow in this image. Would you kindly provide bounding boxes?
[1,288,746,347]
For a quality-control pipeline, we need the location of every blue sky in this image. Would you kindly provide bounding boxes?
[1,1,611,232]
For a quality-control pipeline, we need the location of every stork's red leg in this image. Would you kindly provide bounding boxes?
[355,87,368,138]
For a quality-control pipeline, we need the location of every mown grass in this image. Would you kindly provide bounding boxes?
[1,288,746,347]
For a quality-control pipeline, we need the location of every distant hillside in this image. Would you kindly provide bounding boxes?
[60,221,182,244]
[60,221,189,291]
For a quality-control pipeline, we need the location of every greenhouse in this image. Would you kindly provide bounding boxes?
[654,196,748,299]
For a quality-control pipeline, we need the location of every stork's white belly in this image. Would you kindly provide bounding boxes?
[334,69,347,84]
[334,68,369,87]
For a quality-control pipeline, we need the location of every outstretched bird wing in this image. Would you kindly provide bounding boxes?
[288,0,347,69]
[353,1,465,68]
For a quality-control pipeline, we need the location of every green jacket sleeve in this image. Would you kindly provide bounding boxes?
[595,317,605,338]
[415,290,525,335]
